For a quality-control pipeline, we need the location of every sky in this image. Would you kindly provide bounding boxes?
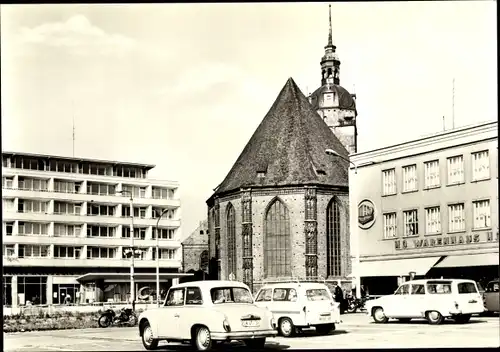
[1,2,497,238]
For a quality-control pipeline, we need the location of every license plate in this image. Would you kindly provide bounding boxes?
[242,320,260,327]
[319,316,329,322]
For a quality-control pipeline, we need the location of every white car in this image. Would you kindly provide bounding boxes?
[137,280,278,351]
[254,282,341,337]
[365,279,485,325]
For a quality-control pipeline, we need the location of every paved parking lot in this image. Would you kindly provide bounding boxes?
[4,313,499,351]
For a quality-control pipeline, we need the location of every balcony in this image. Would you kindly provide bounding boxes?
[2,256,181,268]
[2,188,181,208]
[2,235,181,248]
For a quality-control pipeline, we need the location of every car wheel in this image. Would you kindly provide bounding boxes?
[426,310,443,325]
[316,323,335,335]
[453,314,471,324]
[244,338,266,349]
[141,321,159,350]
[397,318,412,323]
[193,326,212,351]
[372,307,388,324]
[278,317,295,337]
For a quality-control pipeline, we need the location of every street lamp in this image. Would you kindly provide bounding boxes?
[116,189,135,311]
[325,148,360,298]
[325,149,357,174]
[155,208,169,308]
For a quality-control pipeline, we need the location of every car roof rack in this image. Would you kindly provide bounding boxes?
[262,276,327,284]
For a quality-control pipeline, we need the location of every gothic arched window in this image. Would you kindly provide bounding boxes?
[264,198,291,278]
[226,203,237,279]
[326,197,341,277]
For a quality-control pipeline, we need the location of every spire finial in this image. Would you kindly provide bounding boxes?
[328,4,332,46]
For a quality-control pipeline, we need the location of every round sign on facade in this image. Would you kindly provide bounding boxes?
[358,199,375,229]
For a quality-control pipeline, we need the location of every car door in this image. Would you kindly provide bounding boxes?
[385,283,410,317]
[485,281,500,312]
[160,287,185,338]
[254,288,273,310]
[177,286,203,339]
[407,283,426,318]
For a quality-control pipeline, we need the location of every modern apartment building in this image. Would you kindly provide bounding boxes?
[2,151,183,308]
[349,121,498,295]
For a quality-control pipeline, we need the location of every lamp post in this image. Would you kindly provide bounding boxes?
[155,208,169,308]
[116,189,135,311]
[325,148,360,299]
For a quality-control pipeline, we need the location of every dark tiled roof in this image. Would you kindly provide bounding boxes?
[309,84,356,111]
[211,77,349,198]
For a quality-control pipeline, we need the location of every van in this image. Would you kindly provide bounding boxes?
[365,279,484,325]
[254,281,341,337]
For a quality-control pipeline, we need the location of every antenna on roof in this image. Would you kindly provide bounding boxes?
[72,100,75,157]
[452,78,455,129]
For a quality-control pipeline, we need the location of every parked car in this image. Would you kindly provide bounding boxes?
[365,279,484,325]
[483,279,500,313]
[254,281,341,337]
[137,280,278,351]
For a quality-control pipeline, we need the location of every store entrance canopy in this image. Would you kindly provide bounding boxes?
[353,257,442,278]
[434,253,499,268]
[76,273,194,283]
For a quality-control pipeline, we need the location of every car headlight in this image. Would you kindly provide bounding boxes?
[223,319,231,332]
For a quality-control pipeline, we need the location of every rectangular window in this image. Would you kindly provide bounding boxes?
[54,246,80,259]
[4,222,14,236]
[426,281,452,294]
[18,222,48,236]
[18,200,47,214]
[18,245,50,258]
[2,176,13,188]
[448,203,465,232]
[402,164,418,192]
[18,177,48,191]
[473,200,491,229]
[382,169,396,195]
[152,187,170,200]
[54,224,81,237]
[87,225,115,238]
[425,207,441,234]
[472,150,490,181]
[54,202,80,215]
[54,180,79,193]
[153,228,175,240]
[403,210,418,237]
[447,155,464,185]
[3,244,15,257]
[3,199,15,212]
[122,185,145,198]
[87,204,115,216]
[424,160,440,188]
[86,183,116,196]
[86,246,116,259]
[383,213,397,239]
[160,249,176,259]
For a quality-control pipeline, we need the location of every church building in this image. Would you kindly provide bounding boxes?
[206,77,351,293]
[205,5,357,293]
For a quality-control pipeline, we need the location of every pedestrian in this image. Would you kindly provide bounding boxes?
[332,281,345,314]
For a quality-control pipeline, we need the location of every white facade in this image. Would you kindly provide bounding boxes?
[2,151,182,307]
[348,121,498,296]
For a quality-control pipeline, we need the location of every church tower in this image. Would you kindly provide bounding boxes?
[308,4,358,154]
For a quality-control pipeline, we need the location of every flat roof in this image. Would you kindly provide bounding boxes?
[351,120,497,158]
[76,273,194,282]
[2,151,156,170]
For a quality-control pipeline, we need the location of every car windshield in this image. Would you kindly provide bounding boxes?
[306,289,330,301]
[210,287,254,304]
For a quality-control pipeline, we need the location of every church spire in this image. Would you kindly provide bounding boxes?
[328,4,333,46]
[320,4,340,86]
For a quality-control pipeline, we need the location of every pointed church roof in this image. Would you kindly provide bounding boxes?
[211,77,349,198]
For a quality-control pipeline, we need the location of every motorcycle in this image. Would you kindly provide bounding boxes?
[346,295,369,313]
[98,307,138,328]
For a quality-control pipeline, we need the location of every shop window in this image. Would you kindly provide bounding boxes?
[3,276,12,306]
[17,276,47,305]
